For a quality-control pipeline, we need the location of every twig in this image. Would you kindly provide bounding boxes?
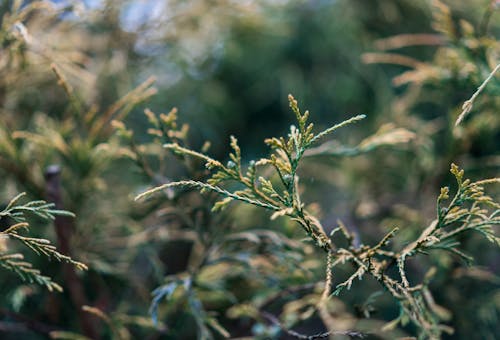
[456,63,500,126]
[260,311,366,339]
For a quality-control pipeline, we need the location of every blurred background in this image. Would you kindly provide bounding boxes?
[0,0,499,339]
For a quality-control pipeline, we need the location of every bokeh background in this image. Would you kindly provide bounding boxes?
[0,0,499,339]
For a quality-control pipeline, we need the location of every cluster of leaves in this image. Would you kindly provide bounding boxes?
[365,0,499,88]
[116,107,321,339]
[77,3,500,337]
[0,2,163,338]
[363,0,500,156]
[137,95,499,339]
[0,0,159,276]
[0,193,86,292]
[357,3,500,336]
[137,96,366,251]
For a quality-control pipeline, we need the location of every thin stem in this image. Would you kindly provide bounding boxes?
[136,180,281,211]
[456,63,500,126]
[308,115,366,146]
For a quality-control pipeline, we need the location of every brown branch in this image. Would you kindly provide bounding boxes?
[260,311,366,339]
[45,165,99,339]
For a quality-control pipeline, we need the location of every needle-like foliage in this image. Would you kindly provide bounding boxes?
[136,95,365,252]
[136,95,499,339]
[0,193,87,292]
[115,107,316,339]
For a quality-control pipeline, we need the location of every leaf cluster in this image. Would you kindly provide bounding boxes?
[137,95,365,253]
[0,193,87,292]
[136,95,499,339]
[116,107,317,339]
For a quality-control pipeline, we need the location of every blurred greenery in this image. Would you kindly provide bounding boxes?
[0,0,499,339]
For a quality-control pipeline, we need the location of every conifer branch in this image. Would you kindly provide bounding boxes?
[134,95,499,339]
[0,193,87,291]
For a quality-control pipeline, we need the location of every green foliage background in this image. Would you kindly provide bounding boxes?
[0,0,499,339]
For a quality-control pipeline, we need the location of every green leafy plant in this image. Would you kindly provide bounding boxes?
[115,107,318,339]
[0,192,87,292]
[0,1,498,339]
[358,2,500,337]
[136,95,499,339]
[136,96,365,250]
